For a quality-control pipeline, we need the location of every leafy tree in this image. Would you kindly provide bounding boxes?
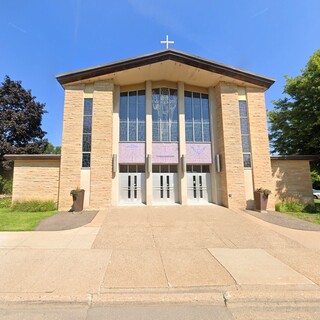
[44,143,61,154]
[268,49,320,174]
[0,76,48,170]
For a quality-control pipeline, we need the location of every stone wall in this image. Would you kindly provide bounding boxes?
[58,84,84,210]
[271,159,313,204]
[247,88,275,210]
[214,83,246,209]
[12,160,60,204]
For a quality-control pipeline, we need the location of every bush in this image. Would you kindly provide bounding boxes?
[276,197,307,213]
[11,200,57,212]
[276,197,320,213]
[0,197,11,208]
[0,176,12,195]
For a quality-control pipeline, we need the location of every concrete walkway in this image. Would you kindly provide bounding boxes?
[0,205,319,318]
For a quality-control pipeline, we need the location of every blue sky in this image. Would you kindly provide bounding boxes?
[1,0,319,146]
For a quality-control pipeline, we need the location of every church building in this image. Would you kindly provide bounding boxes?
[6,48,315,210]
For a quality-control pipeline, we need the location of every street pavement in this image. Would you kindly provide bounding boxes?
[0,205,320,319]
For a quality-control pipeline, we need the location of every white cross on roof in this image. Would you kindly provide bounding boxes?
[160,35,174,49]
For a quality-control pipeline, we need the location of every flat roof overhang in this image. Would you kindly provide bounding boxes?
[270,155,320,161]
[56,49,275,90]
[4,154,61,161]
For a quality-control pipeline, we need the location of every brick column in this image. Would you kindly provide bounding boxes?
[58,84,84,211]
[214,83,246,209]
[246,88,275,210]
[90,81,114,209]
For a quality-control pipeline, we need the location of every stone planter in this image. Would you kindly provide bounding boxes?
[70,189,85,212]
[254,191,269,213]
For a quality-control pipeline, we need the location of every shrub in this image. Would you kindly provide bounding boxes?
[11,200,57,212]
[276,197,306,213]
[0,176,12,195]
[0,197,11,208]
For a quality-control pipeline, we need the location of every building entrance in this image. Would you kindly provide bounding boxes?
[152,165,178,204]
[187,165,211,203]
[119,165,145,204]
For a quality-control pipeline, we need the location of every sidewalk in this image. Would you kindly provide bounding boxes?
[0,205,319,310]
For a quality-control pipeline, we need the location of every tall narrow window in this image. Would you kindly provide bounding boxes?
[185,91,211,142]
[152,88,178,141]
[120,90,145,141]
[82,98,92,168]
[239,100,252,168]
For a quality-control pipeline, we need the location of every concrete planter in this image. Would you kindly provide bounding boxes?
[70,189,85,212]
[254,191,269,213]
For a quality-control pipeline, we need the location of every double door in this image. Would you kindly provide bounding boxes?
[187,165,211,203]
[119,165,145,204]
[152,165,178,204]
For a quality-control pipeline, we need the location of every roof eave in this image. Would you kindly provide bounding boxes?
[56,49,275,89]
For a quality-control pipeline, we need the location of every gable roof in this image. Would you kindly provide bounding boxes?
[56,49,275,89]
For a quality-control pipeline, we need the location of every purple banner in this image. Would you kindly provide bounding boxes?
[152,143,179,163]
[119,143,145,163]
[186,144,212,163]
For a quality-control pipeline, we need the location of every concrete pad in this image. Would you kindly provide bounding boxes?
[209,248,313,285]
[20,232,75,249]
[153,225,226,249]
[0,232,31,248]
[266,247,320,285]
[93,226,156,249]
[102,249,167,289]
[0,249,62,292]
[67,233,98,249]
[30,249,112,294]
[161,249,235,287]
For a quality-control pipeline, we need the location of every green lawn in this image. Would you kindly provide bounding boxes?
[0,208,57,231]
[282,210,320,225]
[279,200,320,225]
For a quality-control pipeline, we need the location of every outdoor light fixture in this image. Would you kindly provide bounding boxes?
[215,154,221,172]
[147,154,152,173]
[112,154,117,173]
[181,154,186,173]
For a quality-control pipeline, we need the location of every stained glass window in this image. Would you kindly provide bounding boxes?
[82,98,93,168]
[152,88,178,142]
[120,90,145,141]
[239,100,251,168]
[184,91,211,142]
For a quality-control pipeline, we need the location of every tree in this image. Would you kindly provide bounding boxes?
[0,76,48,170]
[44,143,61,154]
[268,49,320,173]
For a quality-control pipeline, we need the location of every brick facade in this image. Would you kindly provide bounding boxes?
[271,159,313,204]
[12,160,60,204]
[90,81,114,208]
[215,83,246,209]
[58,84,84,210]
[247,88,275,210]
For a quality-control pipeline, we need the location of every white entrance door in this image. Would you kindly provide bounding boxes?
[119,173,145,204]
[153,173,178,204]
[187,166,211,204]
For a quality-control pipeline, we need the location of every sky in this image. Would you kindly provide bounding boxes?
[1,0,319,146]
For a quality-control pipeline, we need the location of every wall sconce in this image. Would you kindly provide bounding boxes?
[215,154,221,172]
[112,154,117,173]
[181,154,186,173]
[147,154,152,174]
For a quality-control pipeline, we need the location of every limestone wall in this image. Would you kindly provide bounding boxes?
[271,159,313,204]
[12,159,60,204]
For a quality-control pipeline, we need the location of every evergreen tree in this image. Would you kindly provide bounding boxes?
[0,76,48,170]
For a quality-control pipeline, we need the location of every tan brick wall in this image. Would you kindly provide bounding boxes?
[246,88,275,210]
[12,160,60,204]
[214,83,246,209]
[90,81,114,208]
[58,84,84,210]
[271,159,313,204]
